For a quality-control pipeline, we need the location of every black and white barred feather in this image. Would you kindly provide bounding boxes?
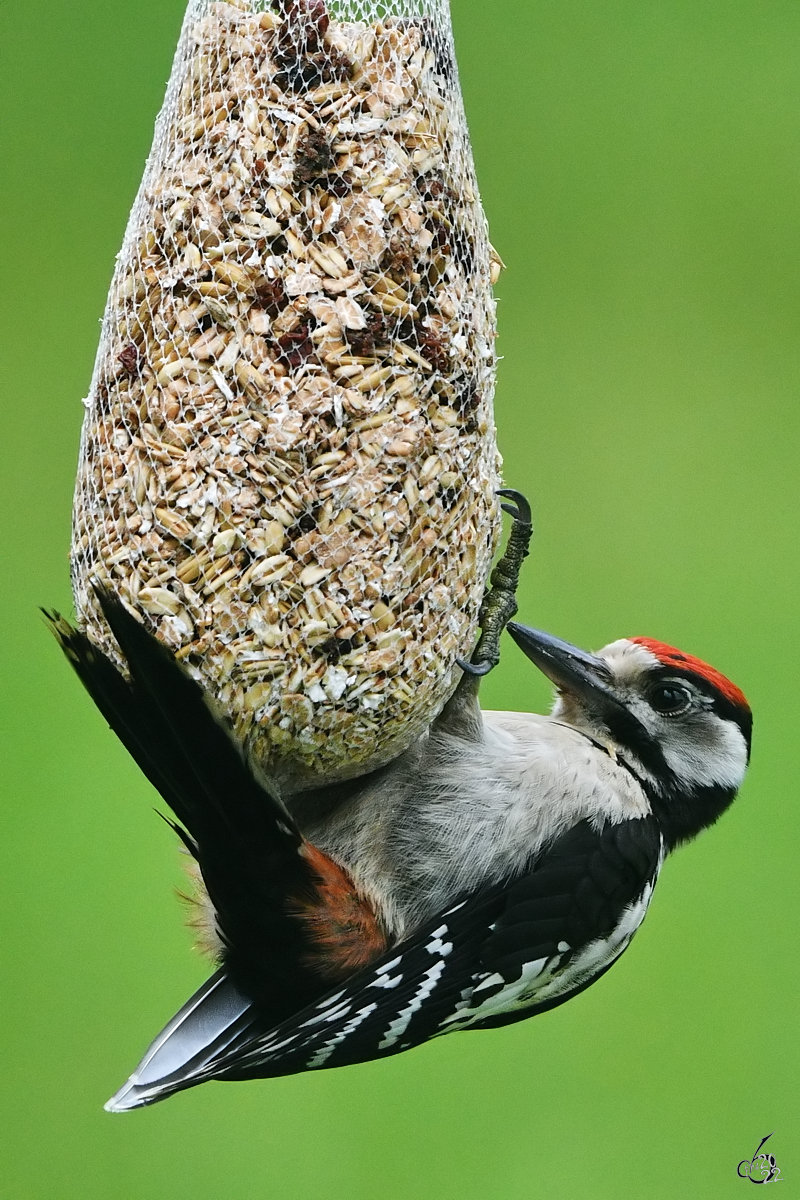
[47,587,749,1113]
[106,817,663,1109]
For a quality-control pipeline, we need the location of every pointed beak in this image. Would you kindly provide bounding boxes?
[507,623,618,708]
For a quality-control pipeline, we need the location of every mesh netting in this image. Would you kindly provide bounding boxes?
[71,0,502,790]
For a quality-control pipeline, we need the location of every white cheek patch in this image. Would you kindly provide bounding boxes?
[661,717,749,790]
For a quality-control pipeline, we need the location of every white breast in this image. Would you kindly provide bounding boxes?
[314,710,652,941]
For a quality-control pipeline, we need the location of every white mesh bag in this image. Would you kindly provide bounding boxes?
[71,0,502,789]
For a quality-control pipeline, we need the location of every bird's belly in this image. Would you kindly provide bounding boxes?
[313,720,650,943]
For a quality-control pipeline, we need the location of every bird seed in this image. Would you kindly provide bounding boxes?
[71,0,502,790]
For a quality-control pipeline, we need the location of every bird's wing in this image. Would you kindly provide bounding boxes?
[46,607,204,845]
[449,815,665,1030]
[47,592,386,1019]
[105,816,663,1110]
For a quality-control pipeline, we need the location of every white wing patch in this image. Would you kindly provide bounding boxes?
[378,961,446,1050]
[306,1003,379,1068]
[298,998,352,1028]
[224,907,471,1076]
[179,856,664,1090]
[441,843,664,1032]
[369,955,404,989]
[371,972,403,989]
[314,989,346,1010]
[426,924,454,956]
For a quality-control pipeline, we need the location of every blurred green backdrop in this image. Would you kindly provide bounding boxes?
[1,0,797,1195]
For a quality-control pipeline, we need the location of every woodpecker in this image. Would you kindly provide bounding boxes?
[48,540,751,1111]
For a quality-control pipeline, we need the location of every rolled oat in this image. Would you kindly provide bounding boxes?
[72,0,502,790]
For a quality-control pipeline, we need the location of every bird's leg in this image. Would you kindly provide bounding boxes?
[437,490,532,738]
[458,489,533,679]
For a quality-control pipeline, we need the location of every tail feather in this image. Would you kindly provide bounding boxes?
[91,588,291,844]
[45,609,197,826]
[104,969,260,1112]
[47,592,387,1022]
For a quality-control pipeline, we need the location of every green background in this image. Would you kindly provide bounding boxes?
[1,0,797,1195]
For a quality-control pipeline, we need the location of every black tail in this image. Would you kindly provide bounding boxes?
[47,591,364,1021]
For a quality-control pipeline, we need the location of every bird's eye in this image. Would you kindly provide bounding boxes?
[648,682,692,716]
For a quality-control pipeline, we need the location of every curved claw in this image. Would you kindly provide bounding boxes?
[456,656,495,677]
[496,488,532,526]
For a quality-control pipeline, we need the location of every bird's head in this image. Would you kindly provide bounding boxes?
[508,623,752,847]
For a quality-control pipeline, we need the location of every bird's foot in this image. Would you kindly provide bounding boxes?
[457,489,533,679]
